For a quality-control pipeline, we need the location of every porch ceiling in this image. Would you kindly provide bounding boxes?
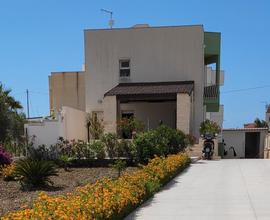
[104,81,194,98]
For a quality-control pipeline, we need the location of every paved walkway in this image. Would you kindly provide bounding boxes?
[125,159,270,220]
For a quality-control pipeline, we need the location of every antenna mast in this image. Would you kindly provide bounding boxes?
[101,9,114,29]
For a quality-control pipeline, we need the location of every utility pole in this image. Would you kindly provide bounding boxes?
[26,89,30,119]
[101,9,114,29]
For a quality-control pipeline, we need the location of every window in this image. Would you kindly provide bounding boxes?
[119,59,130,77]
[121,111,134,119]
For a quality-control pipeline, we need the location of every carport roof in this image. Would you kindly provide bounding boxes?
[104,81,194,97]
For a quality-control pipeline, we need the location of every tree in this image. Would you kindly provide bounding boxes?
[254,118,269,128]
[0,83,25,144]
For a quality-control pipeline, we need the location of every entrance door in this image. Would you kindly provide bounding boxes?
[245,132,260,158]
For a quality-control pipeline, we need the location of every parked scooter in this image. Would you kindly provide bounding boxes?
[202,133,216,160]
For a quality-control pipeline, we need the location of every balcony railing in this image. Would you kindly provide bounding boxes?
[204,85,220,112]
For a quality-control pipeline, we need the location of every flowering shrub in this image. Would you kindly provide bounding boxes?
[0,146,12,166]
[117,117,145,139]
[2,154,190,220]
[0,163,16,181]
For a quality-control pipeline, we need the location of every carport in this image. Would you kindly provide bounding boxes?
[222,128,268,159]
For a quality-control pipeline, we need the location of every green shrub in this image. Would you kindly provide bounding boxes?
[59,155,72,171]
[14,159,58,189]
[199,119,220,135]
[90,141,106,159]
[133,125,189,163]
[111,159,127,177]
[27,144,59,161]
[133,130,157,163]
[72,140,95,160]
[155,126,187,154]
[118,139,136,159]
[101,133,118,158]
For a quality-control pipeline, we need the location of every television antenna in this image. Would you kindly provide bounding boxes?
[101,9,114,29]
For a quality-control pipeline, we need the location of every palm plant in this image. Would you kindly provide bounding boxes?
[0,84,22,110]
[14,159,58,189]
[0,83,24,144]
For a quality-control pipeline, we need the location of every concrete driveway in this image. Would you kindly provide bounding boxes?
[125,159,270,220]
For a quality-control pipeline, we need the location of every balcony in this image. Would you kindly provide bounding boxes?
[204,85,219,112]
[204,32,221,112]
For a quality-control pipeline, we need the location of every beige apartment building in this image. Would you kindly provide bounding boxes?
[27,24,222,147]
[84,25,222,138]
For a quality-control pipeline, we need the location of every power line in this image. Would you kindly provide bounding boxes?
[222,85,270,94]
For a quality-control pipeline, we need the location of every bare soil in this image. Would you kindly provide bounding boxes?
[0,167,136,217]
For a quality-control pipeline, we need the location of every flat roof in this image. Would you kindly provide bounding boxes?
[50,71,84,75]
[84,24,204,32]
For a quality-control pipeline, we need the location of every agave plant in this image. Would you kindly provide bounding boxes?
[14,159,58,189]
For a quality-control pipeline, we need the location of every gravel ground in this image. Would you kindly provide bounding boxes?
[0,167,136,217]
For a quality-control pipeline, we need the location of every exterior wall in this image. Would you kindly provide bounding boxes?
[84,25,205,137]
[49,72,85,112]
[222,130,267,159]
[25,106,87,147]
[222,131,245,158]
[120,101,176,130]
[206,105,224,128]
[176,93,191,134]
[61,106,87,141]
[25,119,63,148]
[264,134,270,158]
[103,96,117,133]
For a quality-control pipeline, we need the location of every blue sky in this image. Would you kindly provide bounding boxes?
[0,0,269,128]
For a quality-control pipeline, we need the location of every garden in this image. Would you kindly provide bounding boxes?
[0,83,195,219]
[0,120,194,219]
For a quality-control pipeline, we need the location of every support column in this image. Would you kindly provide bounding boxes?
[103,96,117,134]
[177,93,191,134]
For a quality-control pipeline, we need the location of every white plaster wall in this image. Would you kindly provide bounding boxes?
[264,134,270,158]
[84,25,205,138]
[222,131,245,158]
[222,130,267,159]
[259,131,267,158]
[25,106,87,147]
[120,101,176,130]
[25,120,62,148]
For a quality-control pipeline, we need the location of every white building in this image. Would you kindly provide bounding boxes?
[222,128,268,159]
